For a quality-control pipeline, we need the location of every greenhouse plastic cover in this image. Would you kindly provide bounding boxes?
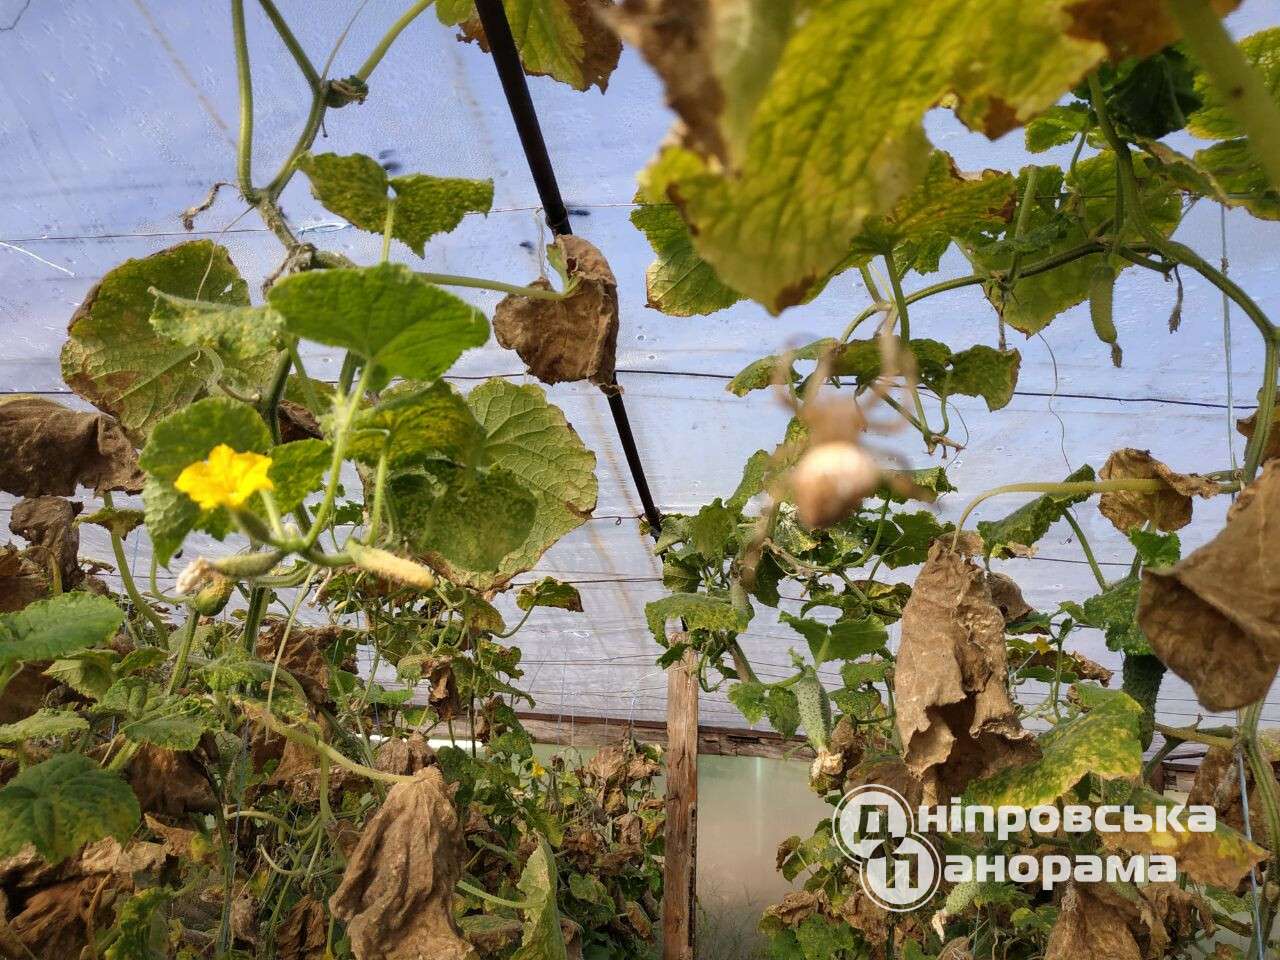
[2,0,1278,732]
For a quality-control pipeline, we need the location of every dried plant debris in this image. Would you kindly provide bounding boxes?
[1138,461,1280,711]
[1236,405,1280,464]
[895,542,1039,802]
[0,396,143,498]
[10,497,83,592]
[254,621,337,706]
[1098,448,1219,533]
[1044,880,1214,960]
[0,545,50,615]
[124,743,217,818]
[493,236,618,387]
[329,767,474,960]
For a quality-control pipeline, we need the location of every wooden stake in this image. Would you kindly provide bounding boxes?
[663,644,698,960]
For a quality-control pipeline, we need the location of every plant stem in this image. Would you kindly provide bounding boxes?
[231,0,256,200]
[456,878,527,911]
[265,92,326,199]
[952,478,1237,541]
[245,703,415,784]
[306,364,372,548]
[1153,722,1236,750]
[884,254,936,446]
[418,271,572,300]
[381,196,396,263]
[164,613,200,697]
[102,492,169,637]
[1006,167,1040,284]
[354,0,434,82]
[257,0,320,90]
[1167,0,1280,192]
[1062,510,1107,590]
[261,349,293,444]
[1088,72,1279,480]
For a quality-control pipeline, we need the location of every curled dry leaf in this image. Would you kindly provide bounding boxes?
[1189,745,1270,846]
[1045,880,1214,960]
[375,734,436,777]
[493,236,618,388]
[329,767,473,960]
[276,896,327,960]
[1236,406,1280,464]
[0,396,143,498]
[895,542,1039,803]
[985,571,1033,623]
[10,497,83,593]
[1138,461,1280,711]
[1020,650,1114,685]
[1098,448,1219,533]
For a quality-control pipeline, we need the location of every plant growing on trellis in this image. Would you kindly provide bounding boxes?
[3,0,1280,958]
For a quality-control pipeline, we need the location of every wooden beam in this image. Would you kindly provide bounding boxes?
[663,647,698,960]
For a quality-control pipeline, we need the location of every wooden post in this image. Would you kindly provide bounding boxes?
[663,644,698,960]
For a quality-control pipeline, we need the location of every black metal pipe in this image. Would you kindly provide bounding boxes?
[471,0,665,536]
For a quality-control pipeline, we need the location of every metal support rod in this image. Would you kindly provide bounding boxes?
[471,0,665,536]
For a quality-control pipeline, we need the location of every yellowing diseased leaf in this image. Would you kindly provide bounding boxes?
[629,192,743,317]
[347,381,483,469]
[1098,448,1220,533]
[896,542,1039,804]
[1141,137,1280,221]
[417,467,538,575]
[512,837,568,960]
[459,0,621,93]
[1189,26,1280,140]
[61,241,264,442]
[1099,784,1267,889]
[1138,461,1280,711]
[0,753,140,863]
[298,153,494,257]
[149,291,283,363]
[965,688,1143,808]
[966,153,1180,334]
[0,396,144,499]
[516,577,584,613]
[645,593,748,643]
[625,0,1199,313]
[494,236,619,387]
[977,464,1096,558]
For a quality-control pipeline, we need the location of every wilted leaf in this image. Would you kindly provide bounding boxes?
[329,767,472,960]
[104,886,172,960]
[0,753,140,862]
[516,577,583,613]
[276,896,328,960]
[645,592,748,643]
[61,241,269,441]
[298,153,493,256]
[267,264,489,390]
[512,837,568,960]
[1043,883,1142,960]
[896,542,1039,803]
[0,396,144,498]
[0,592,122,666]
[965,689,1143,808]
[459,0,621,92]
[1138,461,1280,711]
[619,0,1215,312]
[977,464,1095,558]
[494,236,619,387]
[11,496,83,592]
[124,743,217,818]
[1236,404,1280,463]
[1098,448,1219,533]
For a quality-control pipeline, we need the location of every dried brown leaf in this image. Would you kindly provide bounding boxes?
[1064,0,1239,62]
[0,545,49,614]
[125,743,217,817]
[1021,650,1114,685]
[375,734,436,777]
[277,896,328,960]
[985,571,1033,623]
[255,621,334,706]
[329,767,474,960]
[1138,461,1280,711]
[0,395,143,498]
[1188,746,1267,845]
[10,497,82,592]
[1098,448,1219,533]
[458,0,621,92]
[278,399,323,443]
[493,236,618,387]
[1045,883,1143,960]
[895,542,1039,802]
[1236,406,1280,465]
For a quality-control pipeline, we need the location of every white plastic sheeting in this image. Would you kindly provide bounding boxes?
[2,0,1278,730]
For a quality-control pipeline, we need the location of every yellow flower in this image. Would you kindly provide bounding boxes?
[175,444,274,511]
[530,760,547,779]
